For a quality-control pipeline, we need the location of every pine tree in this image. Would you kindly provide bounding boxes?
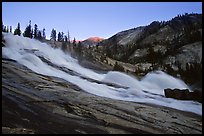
[31,28,33,38]
[76,41,83,60]
[58,32,62,42]
[3,26,7,32]
[67,30,71,44]
[14,23,21,36]
[42,28,46,39]
[10,26,12,33]
[77,41,82,54]
[6,26,9,33]
[23,20,32,38]
[72,37,77,54]
[34,24,38,39]
[37,31,42,40]
[50,29,56,41]
[67,31,71,51]
[61,32,64,42]
[73,37,76,47]
[64,35,68,42]
[61,40,67,52]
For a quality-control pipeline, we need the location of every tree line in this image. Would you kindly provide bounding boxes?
[2,20,83,59]
[2,20,46,40]
[2,20,74,43]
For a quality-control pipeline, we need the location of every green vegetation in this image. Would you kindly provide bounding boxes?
[113,62,124,72]
[23,20,32,38]
[178,62,202,84]
[50,29,57,41]
[14,23,21,36]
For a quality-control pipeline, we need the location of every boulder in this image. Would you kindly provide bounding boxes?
[164,88,202,103]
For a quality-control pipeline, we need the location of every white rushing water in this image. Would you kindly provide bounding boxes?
[2,32,202,115]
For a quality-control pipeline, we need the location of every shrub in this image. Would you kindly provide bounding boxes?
[113,62,124,72]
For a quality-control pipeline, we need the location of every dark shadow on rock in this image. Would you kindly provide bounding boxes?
[164,88,202,103]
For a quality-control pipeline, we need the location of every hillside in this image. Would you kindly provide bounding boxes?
[94,13,202,87]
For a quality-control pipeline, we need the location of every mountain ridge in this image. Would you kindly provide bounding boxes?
[89,13,202,87]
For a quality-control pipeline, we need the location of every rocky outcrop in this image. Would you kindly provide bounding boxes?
[2,58,202,134]
[94,13,202,87]
[164,88,202,103]
[99,13,202,62]
[2,127,35,134]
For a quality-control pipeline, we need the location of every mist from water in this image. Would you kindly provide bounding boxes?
[2,32,202,115]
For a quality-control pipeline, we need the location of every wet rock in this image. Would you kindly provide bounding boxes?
[164,88,202,103]
[2,127,35,134]
[2,59,202,134]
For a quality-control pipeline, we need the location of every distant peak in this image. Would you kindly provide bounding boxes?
[86,37,104,42]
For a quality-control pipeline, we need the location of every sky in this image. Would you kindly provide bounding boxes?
[2,2,202,40]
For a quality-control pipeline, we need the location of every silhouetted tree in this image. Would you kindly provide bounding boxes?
[14,23,21,36]
[76,41,83,60]
[31,28,33,38]
[77,41,82,54]
[72,37,77,55]
[66,31,71,51]
[64,35,68,42]
[67,30,71,44]
[58,32,63,42]
[10,26,12,33]
[42,28,46,39]
[2,22,7,32]
[73,37,76,47]
[23,20,32,38]
[50,28,56,41]
[61,32,64,42]
[3,26,7,32]
[6,26,9,33]
[37,30,42,40]
[34,24,38,39]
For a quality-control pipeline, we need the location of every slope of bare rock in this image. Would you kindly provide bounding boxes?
[2,59,202,134]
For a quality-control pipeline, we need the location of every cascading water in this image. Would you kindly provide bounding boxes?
[2,32,202,115]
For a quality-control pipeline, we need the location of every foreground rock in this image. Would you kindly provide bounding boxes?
[2,59,202,134]
[164,88,202,103]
